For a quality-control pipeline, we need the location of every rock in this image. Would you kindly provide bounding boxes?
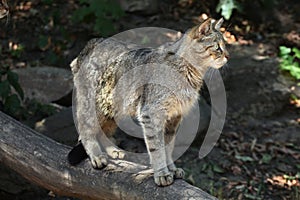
[225,45,292,120]
[13,66,73,104]
[119,0,159,15]
[112,27,182,48]
[35,107,77,145]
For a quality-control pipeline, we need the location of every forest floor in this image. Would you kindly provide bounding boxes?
[0,0,300,200]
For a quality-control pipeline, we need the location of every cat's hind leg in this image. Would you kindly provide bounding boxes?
[99,118,126,159]
[72,75,108,169]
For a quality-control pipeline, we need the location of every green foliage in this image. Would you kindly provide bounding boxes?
[41,0,54,5]
[9,44,25,58]
[216,0,276,20]
[26,99,58,118]
[258,0,277,9]
[235,155,254,162]
[72,0,124,36]
[201,162,225,178]
[216,0,242,20]
[46,51,60,65]
[38,35,49,50]
[260,153,272,164]
[279,46,300,80]
[0,66,24,117]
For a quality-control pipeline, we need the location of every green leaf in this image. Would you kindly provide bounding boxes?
[280,63,293,70]
[42,0,53,5]
[38,35,49,50]
[235,155,254,162]
[72,0,123,35]
[261,153,272,164]
[244,193,262,200]
[290,65,300,80]
[46,51,59,65]
[279,46,292,56]
[4,94,21,114]
[94,17,115,36]
[201,163,208,171]
[7,71,24,100]
[212,164,225,173]
[207,167,214,178]
[279,46,300,79]
[216,0,242,20]
[0,66,9,76]
[79,0,87,4]
[105,0,124,18]
[90,0,105,12]
[292,47,300,58]
[72,7,91,23]
[0,80,11,100]
[10,44,24,58]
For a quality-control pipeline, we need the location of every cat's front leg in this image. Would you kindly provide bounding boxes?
[165,115,185,179]
[139,109,174,186]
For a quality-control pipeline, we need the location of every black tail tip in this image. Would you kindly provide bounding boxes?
[67,142,88,165]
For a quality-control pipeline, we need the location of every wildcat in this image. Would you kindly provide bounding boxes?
[0,0,8,19]
[68,18,229,186]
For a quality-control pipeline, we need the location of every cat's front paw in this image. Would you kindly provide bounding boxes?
[106,146,126,159]
[172,168,185,179]
[154,170,174,186]
[111,150,125,159]
[168,164,185,179]
[90,154,108,169]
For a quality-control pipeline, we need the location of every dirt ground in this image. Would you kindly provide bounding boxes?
[0,0,300,200]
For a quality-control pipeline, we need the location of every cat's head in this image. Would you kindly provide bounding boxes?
[0,0,9,19]
[185,18,229,69]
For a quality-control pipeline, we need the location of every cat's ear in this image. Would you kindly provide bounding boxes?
[214,18,224,30]
[198,18,213,36]
[189,18,214,39]
[189,18,212,39]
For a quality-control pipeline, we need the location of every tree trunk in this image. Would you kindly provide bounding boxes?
[0,111,217,200]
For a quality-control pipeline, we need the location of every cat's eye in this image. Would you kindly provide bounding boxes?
[214,44,222,52]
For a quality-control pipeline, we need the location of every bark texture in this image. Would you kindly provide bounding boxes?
[0,111,217,200]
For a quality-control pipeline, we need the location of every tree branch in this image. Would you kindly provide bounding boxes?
[0,111,217,200]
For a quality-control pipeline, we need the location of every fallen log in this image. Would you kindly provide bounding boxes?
[0,111,217,200]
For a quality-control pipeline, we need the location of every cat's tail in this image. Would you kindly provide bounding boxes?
[67,142,88,165]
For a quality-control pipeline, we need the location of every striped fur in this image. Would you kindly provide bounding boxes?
[69,18,229,186]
